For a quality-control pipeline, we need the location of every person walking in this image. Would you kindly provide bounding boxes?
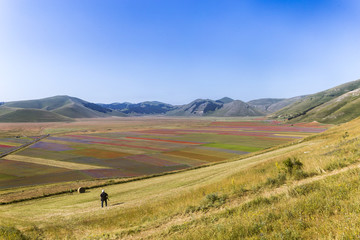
[100,189,108,208]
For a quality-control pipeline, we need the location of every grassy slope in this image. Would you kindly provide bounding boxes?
[0,109,72,122]
[272,79,360,123]
[51,102,105,118]
[3,96,71,110]
[0,106,17,116]
[294,89,360,124]
[2,96,113,121]
[1,117,360,239]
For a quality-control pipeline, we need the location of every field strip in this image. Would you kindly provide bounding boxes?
[126,136,203,144]
[273,133,307,138]
[4,155,109,170]
[45,139,146,154]
[0,142,20,147]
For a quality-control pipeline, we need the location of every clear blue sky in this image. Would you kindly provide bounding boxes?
[1,0,360,104]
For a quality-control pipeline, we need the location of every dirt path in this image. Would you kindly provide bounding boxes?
[0,134,50,158]
[124,162,360,239]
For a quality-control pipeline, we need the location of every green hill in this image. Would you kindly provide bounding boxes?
[0,109,72,122]
[0,96,116,122]
[0,106,16,117]
[289,88,360,123]
[52,102,108,118]
[272,79,360,123]
[4,95,75,110]
[248,96,306,114]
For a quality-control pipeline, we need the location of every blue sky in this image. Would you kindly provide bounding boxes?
[1,0,360,104]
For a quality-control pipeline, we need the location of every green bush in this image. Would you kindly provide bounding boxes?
[185,193,228,213]
[283,157,303,176]
[265,172,287,187]
[0,226,27,240]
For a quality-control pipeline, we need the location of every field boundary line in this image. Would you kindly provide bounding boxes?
[0,134,50,159]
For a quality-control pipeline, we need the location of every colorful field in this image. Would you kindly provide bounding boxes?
[0,136,36,155]
[0,118,328,188]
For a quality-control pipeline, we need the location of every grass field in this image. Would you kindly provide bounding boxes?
[2,116,360,239]
[0,118,327,190]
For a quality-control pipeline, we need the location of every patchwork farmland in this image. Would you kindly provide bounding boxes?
[0,118,327,189]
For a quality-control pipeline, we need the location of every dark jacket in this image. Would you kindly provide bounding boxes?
[100,192,108,201]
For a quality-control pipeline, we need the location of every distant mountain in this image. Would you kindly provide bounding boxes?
[248,96,306,114]
[98,102,132,111]
[166,99,222,116]
[0,96,120,122]
[99,101,176,115]
[167,98,264,117]
[210,100,264,117]
[216,97,234,104]
[271,79,360,123]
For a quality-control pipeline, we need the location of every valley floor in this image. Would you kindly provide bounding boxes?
[1,117,360,239]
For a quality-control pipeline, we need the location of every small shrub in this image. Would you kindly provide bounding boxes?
[185,205,197,213]
[283,157,303,176]
[265,172,287,187]
[204,193,227,206]
[293,169,309,180]
[232,185,249,197]
[24,225,44,240]
[0,226,27,240]
[185,193,228,213]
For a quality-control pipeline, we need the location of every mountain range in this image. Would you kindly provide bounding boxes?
[1,78,360,123]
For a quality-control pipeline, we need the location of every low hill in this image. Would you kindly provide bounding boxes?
[287,88,360,123]
[0,109,72,122]
[272,79,360,123]
[0,96,117,122]
[248,96,307,114]
[0,106,16,117]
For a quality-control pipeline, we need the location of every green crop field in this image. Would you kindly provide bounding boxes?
[204,143,263,152]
